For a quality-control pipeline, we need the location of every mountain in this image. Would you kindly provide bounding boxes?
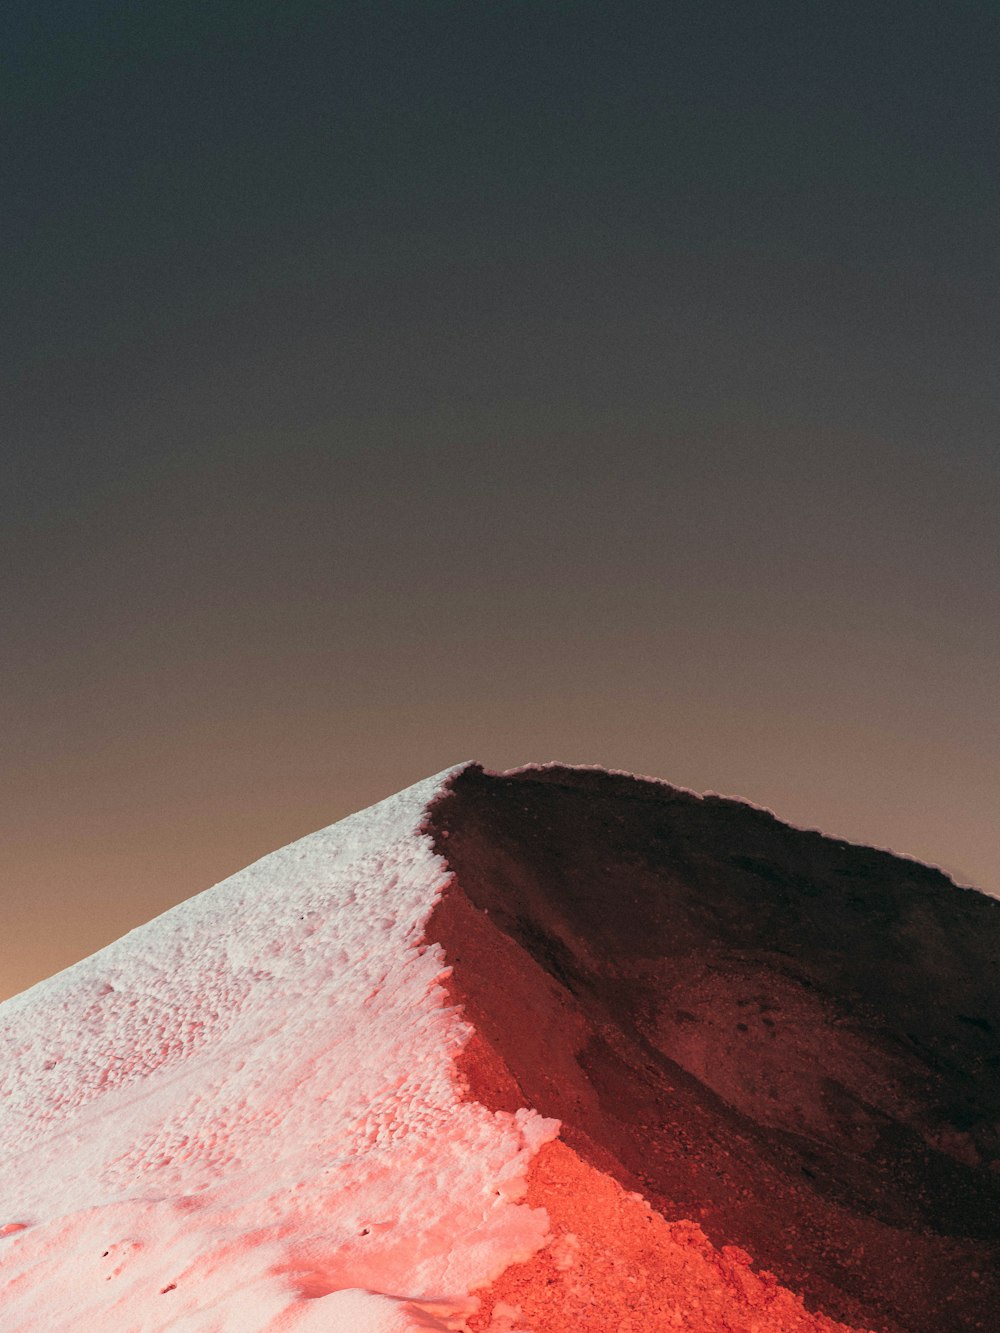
[1,763,997,1332]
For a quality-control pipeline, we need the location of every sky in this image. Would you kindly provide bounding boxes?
[3,0,998,999]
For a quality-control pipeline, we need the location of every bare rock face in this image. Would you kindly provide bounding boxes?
[423,764,1000,1333]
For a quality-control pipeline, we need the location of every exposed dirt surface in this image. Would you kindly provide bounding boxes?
[423,764,1000,1333]
[468,1138,866,1333]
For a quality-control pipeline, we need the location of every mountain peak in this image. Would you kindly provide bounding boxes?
[2,763,996,1331]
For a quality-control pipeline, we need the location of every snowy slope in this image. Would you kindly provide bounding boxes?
[0,766,557,1332]
[6,761,996,1333]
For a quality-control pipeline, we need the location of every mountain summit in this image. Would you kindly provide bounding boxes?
[1,763,997,1332]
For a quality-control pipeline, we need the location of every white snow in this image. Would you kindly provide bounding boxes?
[0,766,558,1331]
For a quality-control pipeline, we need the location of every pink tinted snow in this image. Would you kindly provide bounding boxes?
[0,766,556,1332]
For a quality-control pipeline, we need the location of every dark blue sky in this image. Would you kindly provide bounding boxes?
[3,1,998,996]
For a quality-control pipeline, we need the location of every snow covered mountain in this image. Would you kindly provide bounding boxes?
[2,762,997,1332]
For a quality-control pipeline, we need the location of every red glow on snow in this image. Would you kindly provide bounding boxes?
[4,762,997,1330]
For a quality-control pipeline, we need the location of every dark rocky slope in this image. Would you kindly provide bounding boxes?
[423,764,1000,1333]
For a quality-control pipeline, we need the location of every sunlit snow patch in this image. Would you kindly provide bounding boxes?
[0,766,557,1331]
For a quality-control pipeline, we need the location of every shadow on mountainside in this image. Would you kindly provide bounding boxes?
[423,764,1000,1333]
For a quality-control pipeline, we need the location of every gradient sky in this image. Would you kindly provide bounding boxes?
[3,1,998,999]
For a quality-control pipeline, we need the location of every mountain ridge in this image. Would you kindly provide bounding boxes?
[1,760,996,1331]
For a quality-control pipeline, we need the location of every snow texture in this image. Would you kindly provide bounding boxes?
[0,766,557,1331]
